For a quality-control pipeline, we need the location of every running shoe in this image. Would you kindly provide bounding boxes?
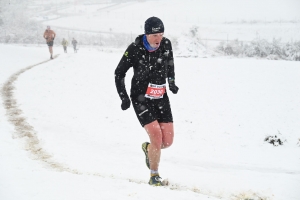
[142,142,150,169]
[148,174,162,186]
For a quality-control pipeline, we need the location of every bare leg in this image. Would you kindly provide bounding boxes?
[160,122,174,149]
[49,46,53,56]
[144,121,174,171]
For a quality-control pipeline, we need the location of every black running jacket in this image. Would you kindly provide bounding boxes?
[115,34,175,100]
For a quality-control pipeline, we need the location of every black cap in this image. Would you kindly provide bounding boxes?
[144,17,164,34]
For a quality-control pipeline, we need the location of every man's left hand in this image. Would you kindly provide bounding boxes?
[169,83,179,94]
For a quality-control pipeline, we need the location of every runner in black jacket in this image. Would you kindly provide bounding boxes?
[114,17,179,186]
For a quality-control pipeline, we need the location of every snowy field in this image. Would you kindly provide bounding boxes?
[1,43,300,200]
[44,0,300,42]
[1,0,300,200]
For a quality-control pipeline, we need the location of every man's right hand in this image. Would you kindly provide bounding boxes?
[121,97,131,110]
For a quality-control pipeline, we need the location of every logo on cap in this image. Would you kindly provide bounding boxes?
[152,27,161,32]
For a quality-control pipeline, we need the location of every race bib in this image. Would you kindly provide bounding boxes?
[145,83,166,99]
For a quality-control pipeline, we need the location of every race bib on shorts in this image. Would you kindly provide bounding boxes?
[145,83,166,99]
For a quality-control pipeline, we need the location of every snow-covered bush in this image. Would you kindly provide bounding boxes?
[216,41,225,52]
[264,135,283,146]
[175,26,207,57]
[270,38,284,56]
[243,43,256,57]
[264,132,286,146]
[217,39,243,56]
[229,40,243,56]
[283,41,300,61]
[0,0,45,44]
[217,38,300,61]
[248,39,270,57]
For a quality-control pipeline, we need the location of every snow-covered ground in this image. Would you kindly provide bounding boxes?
[1,43,300,200]
[1,0,300,199]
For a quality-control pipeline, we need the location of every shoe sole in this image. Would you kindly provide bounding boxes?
[149,183,162,186]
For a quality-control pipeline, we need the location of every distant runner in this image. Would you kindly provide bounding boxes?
[61,38,68,53]
[72,38,78,53]
[43,26,56,59]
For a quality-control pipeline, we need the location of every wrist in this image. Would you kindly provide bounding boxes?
[168,77,175,84]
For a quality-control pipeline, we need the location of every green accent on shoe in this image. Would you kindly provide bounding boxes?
[142,142,150,169]
[148,175,162,186]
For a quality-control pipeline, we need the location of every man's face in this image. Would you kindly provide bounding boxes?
[146,33,164,48]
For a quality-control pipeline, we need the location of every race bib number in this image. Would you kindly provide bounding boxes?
[145,83,166,99]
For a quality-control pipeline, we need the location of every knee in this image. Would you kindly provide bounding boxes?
[162,139,173,149]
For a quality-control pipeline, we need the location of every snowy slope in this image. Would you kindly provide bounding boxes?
[45,0,300,42]
[1,44,300,200]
